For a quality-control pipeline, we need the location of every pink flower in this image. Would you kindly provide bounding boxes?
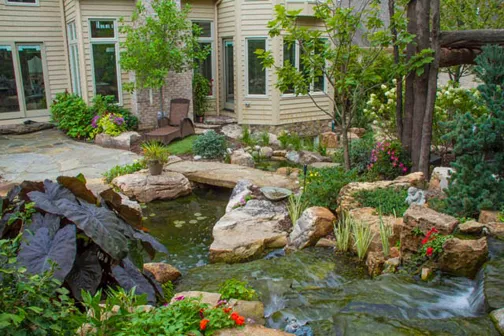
[403,167,408,173]
[174,296,185,301]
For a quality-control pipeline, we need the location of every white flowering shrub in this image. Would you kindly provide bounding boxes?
[364,81,398,137]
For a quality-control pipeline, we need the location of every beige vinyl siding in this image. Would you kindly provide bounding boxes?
[0,0,70,114]
[64,0,76,22]
[80,0,135,110]
[217,0,235,117]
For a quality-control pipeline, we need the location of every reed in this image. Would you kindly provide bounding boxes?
[334,212,352,252]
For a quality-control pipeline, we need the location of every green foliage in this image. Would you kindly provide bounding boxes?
[278,131,290,149]
[352,221,373,261]
[367,141,411,181]
[218,279,256,301]
[0,236,80,335]
[162,282,175,302]
[277,131,302,150]
[193,131,227,159]
[378,210,393,258]
[141,141,170,164]
[333,132,375,174]
[443,45,504,218]
[420,233,454,258]
[240,126,256,146]
[287,192,307,225]
[354,188,409,216]
[260,131,270,146]
[302,167,360,210]
[411,227,423,237]
[166,135,198,155]
[103,160,147,184]
[193,72,210,117]
[51,92,95,139]
[428,197,448,214]
[95,113,128,137]
[334,212,352,252]
[364,82,398,138]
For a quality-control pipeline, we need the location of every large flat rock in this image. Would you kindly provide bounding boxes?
[164,160,298,190]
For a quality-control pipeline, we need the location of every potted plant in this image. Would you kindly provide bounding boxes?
[141,141,170,176]
[193,73,210,123]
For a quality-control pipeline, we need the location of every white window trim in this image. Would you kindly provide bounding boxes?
[245,37,268,98]
[67,21,82,97]
[193,20,215,98]
[4,0,39,7]
[88,18,123,106]
[281,38,327,98]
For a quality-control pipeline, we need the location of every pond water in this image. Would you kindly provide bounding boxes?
[143,189,501,335]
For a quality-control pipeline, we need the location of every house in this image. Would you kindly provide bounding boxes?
[0,0,386,134]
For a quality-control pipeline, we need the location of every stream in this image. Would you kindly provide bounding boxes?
[143,189,501,335]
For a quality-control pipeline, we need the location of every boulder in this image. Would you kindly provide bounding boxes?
[421,267,433,281]
[221,124,243,139]
[490,308,504,335]
[438,237,488,278]
[286,151,300,164]
[226,179,253,213]
[428,167,454,192]
[210,200,289,263]
[272,150,287,158]
[383,257,401,274]
[215,326,293,336]
[309,162,341,169]
[316,238,337,248]
[228,299,265,325]
[276,167,300,178]
[260,187,293,202]
[143,263,181,284]
[230,149,255,168]
[95,131,141,151]
[366,251,385,277]
[320,132,338,148]
[267,133,281,147]
[112,171,192,203]
[488,223,504,238]
[479,210,500,224]
[298,150,331,165]
[259,147,274,159]
[400,205,458,258]
[485,259,504,310]
[459,220,486,234]
[288,207,336,250]
[171,291,222,306]
[0,121,54,135]
[349,127,366,138]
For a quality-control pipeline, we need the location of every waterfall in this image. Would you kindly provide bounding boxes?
[466,268,487,315]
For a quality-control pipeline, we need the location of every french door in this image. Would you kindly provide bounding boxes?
[223,39,234,111]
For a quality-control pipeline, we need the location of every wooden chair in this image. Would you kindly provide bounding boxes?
[144,98,195,145]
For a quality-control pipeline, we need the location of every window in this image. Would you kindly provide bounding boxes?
[246,38,267,96]
[89,19,121,103]
[193,20,214,96]
[18,45,47,110]
[67,21,81,96]
[0,46,20,113]
[5,0,38,6]
[282,39,326,94]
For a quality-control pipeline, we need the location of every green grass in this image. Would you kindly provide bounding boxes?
[166,135,198,155]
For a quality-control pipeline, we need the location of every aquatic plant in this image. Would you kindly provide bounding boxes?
[334,212,352,252]
[218,279,256,301]
[378,209,394,258]
[288,192,307,225]
[352,221,373,260]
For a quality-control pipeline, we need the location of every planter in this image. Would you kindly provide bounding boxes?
[195,115,205,123]
[148,160,164,176]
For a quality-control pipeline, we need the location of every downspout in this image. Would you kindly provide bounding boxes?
[60,0,72,97]
[214,0,223,116]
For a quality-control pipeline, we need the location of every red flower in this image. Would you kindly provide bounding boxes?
[223,307,232,314]
[231,312,240,321]
[421,237,429,245]
[426,247,434,257]
[235,316,245,326]
[200,319,210,331]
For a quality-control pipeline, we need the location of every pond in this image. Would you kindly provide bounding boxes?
[142,188,501,335]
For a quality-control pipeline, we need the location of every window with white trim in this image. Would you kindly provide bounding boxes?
[5,0,39,6]
[282,39,326,94]
[89,19,121,103]
[246,38,267,96]
[67,21,81,96]
[193,20,214,96]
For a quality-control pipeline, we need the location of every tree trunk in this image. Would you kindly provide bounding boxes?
[411,0,431,171]
[159,86,164,117]
[341,104,351,171]
[419,0,440,177]
[389,0,403,140]
[402,0,417,153]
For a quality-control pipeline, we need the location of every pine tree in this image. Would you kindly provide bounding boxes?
[444,45,504,218]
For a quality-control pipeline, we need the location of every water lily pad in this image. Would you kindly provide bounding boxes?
[194,213,202,217]
[142,217,148,221]
[197,217,207,221]
[175,223,183,228]
[260,187,293,201]
[149,213,156,217]
[189,220,198,224]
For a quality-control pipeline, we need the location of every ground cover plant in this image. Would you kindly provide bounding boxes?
[218,279,257,301]
[354,188,409,216]
[103,160,147,184]
[0,175,168,305]
[193,130,227,159]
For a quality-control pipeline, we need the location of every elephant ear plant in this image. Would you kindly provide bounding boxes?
[0,175,168,304]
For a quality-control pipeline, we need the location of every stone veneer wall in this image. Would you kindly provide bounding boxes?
[249,119,333,137]
[130,0,193,130]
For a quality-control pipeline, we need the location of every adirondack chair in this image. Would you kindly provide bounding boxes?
[144,98,195,145]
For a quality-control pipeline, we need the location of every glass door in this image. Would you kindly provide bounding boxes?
[223,39,234,111]
[0,45,23,120]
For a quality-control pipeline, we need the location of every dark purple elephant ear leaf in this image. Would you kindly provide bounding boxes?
[28,180,76,215]
[111,258,157,304]
[65,245,103,301]
[18,225,77,281]
[133,230,168,258]
[55,199,129,261]
[24,212,60,237]
[57,176,97,205]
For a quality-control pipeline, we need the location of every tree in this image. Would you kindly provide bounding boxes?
[258,0,403,170]
[440,0,504,84]
[443,45,504,218]
[120,0,208,116]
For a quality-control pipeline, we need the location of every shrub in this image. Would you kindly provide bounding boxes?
[367,140,411,181]
[302,167,360,210]
[260,131,270,146]
[103,160,146,184]
[240,125,256,146]
[0,236,80,335]
[51,92,95,139]
[218,279,256,301]
[193,131,227,159]
[193,73,210,117]
[287,192,307,225]
[364,82,398,137]
[354,188,409,216]
[333,132,375,173]
[334,212,352,252]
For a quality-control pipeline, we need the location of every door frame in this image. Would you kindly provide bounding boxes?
[222,38,234,111]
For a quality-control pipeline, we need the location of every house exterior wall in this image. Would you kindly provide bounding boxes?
[0,0,70,120]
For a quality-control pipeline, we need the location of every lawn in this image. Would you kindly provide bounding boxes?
[166,135,198,155]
